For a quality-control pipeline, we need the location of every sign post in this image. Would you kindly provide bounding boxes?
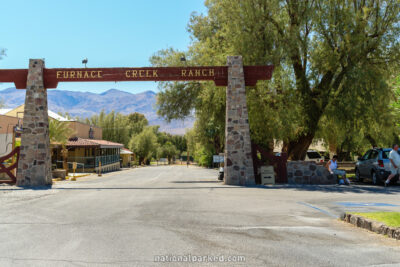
[98,161,102,177]
[72,162,77,180]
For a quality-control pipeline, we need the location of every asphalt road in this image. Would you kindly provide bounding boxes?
[0,165,399,266]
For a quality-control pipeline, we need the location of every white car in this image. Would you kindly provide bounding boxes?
[305,150,324,163]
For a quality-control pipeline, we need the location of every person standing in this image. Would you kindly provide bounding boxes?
[385,144,400,186]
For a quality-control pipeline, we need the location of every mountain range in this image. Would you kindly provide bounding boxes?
[0,87,194,134]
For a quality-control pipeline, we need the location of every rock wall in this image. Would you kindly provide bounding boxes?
[17,59,52,186]
[224,56,255,186]
[287,161,335,184]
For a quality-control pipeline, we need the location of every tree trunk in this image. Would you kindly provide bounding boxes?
[328,142,336,159]
[365,134,377,148]
[286,133,315,160]
[281,141,289,154]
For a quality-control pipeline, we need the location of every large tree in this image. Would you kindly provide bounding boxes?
[84,111,148,147]
[153,0,400,159]
[128,126,159,165]
[49,120,75,174]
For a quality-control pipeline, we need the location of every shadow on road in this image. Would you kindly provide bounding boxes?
[262,184,400,194]
[171,180,222,184]
[0,186,236,191]
[1,183,399,194]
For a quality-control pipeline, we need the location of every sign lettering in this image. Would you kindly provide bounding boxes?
[0,66,274,89]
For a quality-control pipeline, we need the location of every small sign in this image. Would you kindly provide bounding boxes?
[213,155,224,163]
[159,158,168,162]
[260,166,275,185]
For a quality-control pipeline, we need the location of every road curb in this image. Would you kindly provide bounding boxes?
[341,213,400,240]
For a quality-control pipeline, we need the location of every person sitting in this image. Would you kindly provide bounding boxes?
[326,155,350,185]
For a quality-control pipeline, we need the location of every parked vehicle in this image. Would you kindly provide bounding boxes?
[355,148,399,185]
[319,151,330,162]
[305,150,324,163]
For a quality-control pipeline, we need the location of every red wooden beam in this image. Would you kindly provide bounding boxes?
[0,65,274,89]
[0,69,28,89]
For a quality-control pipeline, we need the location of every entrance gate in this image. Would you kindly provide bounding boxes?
[0,56,273,186]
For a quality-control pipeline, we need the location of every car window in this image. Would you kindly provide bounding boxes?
[368,150,379,160]
[362,150,371,160]
[307,152,321,159]
[382,151,390,159]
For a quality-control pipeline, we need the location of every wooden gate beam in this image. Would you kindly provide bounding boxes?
[0,66,274,89]
[0,146,20,184]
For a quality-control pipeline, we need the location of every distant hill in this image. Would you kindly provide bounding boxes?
[0,87,193,134]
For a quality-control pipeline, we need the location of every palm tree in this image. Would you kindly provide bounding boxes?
[49,120,75,175]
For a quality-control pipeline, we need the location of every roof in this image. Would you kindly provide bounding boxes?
[120,148,133,155]
[48,110,74,122]
[92,139,124,148]
[2,104,74,121]
[66,137,123,148]
[67,138,99,147]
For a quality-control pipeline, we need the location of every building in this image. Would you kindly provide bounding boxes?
[2,105,124,173]
[52,137,123,173]
[120,148,134,167]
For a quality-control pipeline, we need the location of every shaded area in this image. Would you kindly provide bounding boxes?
[170,180,222,184]
[0,186,236,191]
[261,184,400,195]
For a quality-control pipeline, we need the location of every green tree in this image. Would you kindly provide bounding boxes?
[129,126,158,165]
[170,135,187,155]
[49,120,75,174]
[318,65,398,159]
[157,141,178,164]
[127,112,148,136]
[152,0,400,160]
[84,111,148,147]
[185,128,197,161]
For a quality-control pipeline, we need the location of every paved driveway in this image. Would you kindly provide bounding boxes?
[0,166,399,266]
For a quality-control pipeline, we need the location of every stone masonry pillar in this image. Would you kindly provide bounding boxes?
[17,59,52,186]
[224,56,255,186]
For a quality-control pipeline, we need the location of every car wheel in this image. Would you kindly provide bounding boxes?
[355,169,363,182]
[372,171,379,185]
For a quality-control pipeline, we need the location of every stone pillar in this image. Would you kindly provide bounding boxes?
[224,56,255,186]
[17,59,52,186]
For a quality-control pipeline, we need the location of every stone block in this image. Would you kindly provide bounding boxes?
[294,170,303,176]
[294,177,303,184]
[224,56,254,186]
[16,59,52,186]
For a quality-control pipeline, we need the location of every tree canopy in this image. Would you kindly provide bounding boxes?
[152,0,400,160]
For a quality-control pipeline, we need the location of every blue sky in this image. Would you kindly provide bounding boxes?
[0,0,207,93]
